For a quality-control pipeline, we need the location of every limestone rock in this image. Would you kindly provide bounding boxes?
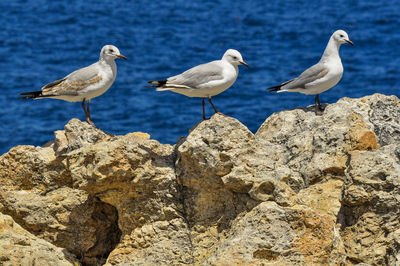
[0,137,121,265]
[0,145,69,193]
[205,201,341,265]
[61,125,193,265]
[340,144,400,265]
[53,118,111,155]
[0,93,399,265]
[175,114,263,263]
[365,94,400,146]
[256,98,379,189]
[0,212,75,266]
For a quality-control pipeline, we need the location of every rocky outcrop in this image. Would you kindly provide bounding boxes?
[0,93,399,265]
[0,212,75,265]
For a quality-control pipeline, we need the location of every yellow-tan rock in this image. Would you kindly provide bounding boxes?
[0,212,75,265]
[0,93,399,265]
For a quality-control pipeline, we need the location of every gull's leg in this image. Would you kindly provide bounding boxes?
[87,99,91,118]
[208,97,227,117]
[82,99,110,134]
[318,94,322,108]
[84,99,96,127]
[208,97,219,114]
[81,99,88,118]
[314,94,323,115]
[202,98,207,120]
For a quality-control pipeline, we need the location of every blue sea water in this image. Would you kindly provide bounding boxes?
[0,0,399,155]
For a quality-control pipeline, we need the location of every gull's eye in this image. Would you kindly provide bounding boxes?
[340,34,344,38]
[108,49,114,53]
[233,56,238,60]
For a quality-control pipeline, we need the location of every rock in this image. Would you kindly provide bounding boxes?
[53,118,111,155]
[0,141,121,265]
[0,93,399,265]
[0,212,75,266]
[175,114,263,262]
[204,201,342,265]
[366,94,400,146]
[256,99,379,188]
[62,124,193,265]
[339,144,400,265]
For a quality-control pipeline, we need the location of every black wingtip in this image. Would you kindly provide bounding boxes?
[147,80,167,86]
[19,90,43,99]
[266,79,294,92]
[266,85,282,92]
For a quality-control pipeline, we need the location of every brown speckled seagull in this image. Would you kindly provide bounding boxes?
[20,45,127,127]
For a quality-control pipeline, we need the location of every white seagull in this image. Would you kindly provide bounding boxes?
[147,49,248,120]
[20,45,127,127]
[266,30,353,115]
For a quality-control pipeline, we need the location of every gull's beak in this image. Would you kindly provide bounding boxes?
[116,54,128,60]
[345,39,354,46]
[239,61,249,67]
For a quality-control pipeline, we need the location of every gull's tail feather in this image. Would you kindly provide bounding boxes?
[19,90,44,99]
[146,80,191,91]
[145,80,167,88]
[266,79,294,92]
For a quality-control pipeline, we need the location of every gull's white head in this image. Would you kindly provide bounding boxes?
[332,30,354,46]
[100,45,127,61]
[222,49,249,67]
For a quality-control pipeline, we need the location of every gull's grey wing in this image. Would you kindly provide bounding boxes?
[66,62,99,82]
[166,61,224,89]
[281,63,329,91]
[41,63,102,96]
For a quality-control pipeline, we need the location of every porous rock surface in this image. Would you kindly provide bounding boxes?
[0,93,399,265]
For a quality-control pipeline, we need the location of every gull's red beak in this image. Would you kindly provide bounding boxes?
[116,54,128,60]
[345,39,354,46]
[239,61,249,67]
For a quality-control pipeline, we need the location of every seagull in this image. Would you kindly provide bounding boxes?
[20,45,127,127]
[147,49,248,120]
[266,30,353,115]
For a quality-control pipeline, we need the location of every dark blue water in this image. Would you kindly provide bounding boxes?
[0,0,399,155]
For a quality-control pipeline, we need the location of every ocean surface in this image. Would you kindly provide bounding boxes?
[0,0,399,155]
